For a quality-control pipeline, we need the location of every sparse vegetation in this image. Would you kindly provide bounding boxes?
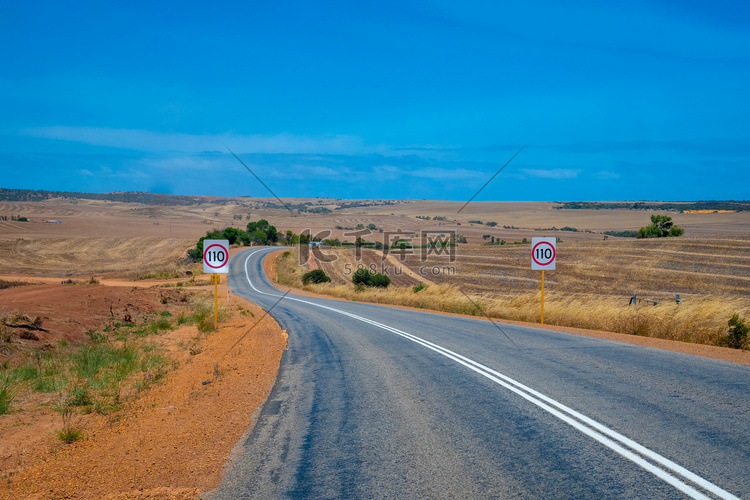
[0,296,226,419]
[57,408,84,443]
[0,279,30,290]
[557,200,750,212]
[603,230,639,238]
[0,383,13,415]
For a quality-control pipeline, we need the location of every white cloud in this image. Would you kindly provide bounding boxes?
[20,126,371,156]
[520,168,580,179]
[595,170,620,180]
[140,156,218,171]
[373,165,485,181]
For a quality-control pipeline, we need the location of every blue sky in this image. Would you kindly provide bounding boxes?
[1,0,748,201]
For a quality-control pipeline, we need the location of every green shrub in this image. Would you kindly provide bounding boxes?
[413,284,427,293]
[302,269,331,285]
[724,314,749,349]
[369,273,391,288]
[352,269,390,288]
[352,268,373,286]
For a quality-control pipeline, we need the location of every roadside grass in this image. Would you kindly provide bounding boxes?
[137,261,203,281]
[278,248,750,348]
[176,296,230,332]
[0,295,224,419]
[0,382,13,415]
[56,408,84,443]
[276,250,307,287]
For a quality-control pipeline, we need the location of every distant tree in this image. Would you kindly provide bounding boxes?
[637,215,684,238]
[246,219,279,244]
[222,227,244,245]
[367,223,377,230]
[188,230,224,261]
[249,230,268,245]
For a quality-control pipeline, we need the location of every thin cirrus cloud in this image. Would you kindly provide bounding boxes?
[20,126,372,156]
[519,168,580,180]
[373,165,485,181]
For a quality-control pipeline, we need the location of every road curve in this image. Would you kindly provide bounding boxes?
[209,247,750,499]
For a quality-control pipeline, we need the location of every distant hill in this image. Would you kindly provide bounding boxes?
[0,188,410,210]
[556,201,750,212]
[0,188,209,206]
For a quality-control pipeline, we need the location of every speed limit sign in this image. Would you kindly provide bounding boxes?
[203,239,229,274]
[531,237,556,270]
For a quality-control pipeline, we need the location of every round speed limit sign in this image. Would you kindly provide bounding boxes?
[531,237,556,270]
[203,239,229,273]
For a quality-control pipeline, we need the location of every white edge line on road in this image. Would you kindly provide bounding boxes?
[240,248,738,500]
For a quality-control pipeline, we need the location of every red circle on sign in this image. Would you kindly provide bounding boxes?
[532,241,556,266]
[204,244,228,269]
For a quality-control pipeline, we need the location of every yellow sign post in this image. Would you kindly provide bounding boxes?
[531,237,556,325]
[541,270,545,325]
[211,274,220,330]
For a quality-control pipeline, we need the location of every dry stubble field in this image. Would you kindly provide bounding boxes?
[2,197,749,342]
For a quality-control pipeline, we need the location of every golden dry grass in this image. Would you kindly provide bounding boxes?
[278,243,750,347]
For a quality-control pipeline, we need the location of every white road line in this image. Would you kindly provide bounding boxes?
[239,248,739,500]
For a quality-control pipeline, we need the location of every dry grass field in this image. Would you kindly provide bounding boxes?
[2,194,748,346]
[282,229,750,347]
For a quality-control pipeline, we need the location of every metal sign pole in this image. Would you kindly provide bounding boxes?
[212,274,220,330]
[541,270,545,325]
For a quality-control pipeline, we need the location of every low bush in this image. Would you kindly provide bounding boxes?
[352,268,373,286]
[302,269,331,285]
[351,269,390,288]
[369,273,391,288]
[722,314,748,349]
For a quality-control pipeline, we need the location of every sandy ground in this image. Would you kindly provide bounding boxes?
[0,279,287,500]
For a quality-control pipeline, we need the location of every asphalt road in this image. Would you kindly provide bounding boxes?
[209,247,750,499]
